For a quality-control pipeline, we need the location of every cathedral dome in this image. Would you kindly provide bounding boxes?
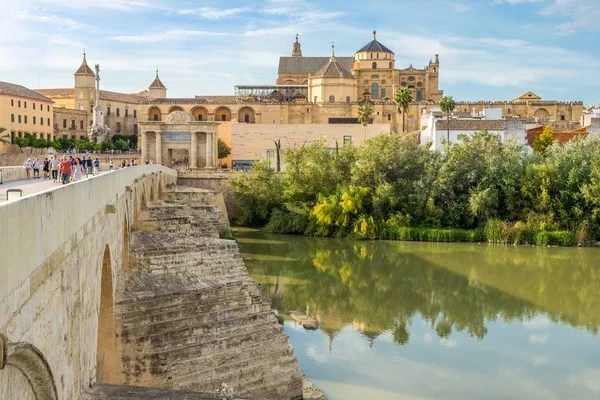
[357,31,394,54]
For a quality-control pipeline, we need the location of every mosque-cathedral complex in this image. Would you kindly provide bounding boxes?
[19,32,587,165]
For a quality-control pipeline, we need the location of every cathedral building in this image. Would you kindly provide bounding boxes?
[30,33,584,167]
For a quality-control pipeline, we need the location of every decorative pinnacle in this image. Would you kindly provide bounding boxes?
[296,34,299,42]
[156,67,159,77]
[373,30,376,40]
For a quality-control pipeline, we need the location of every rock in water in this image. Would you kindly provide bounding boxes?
[289,311,319,330]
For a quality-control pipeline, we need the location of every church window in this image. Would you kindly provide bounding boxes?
[433,68,436,73]
[377,53,379,59]
[33,103,36,110]
[561,115,565,121]
[346,96,351,104]
[371,82,379,98]
[40,117,43,125]
[381,89,386,98]
[107,107,111,116]
[24,116,27,124]
[417,82,422,87]
[18,115,21,123]
[24,102,27,109]
[198,114,203,121]
[47,105,50,112]
[11,114,14,122]
[11,99,13,106]
[329,95,335,103]
[80,120,84,129]
[117,108,120,117]
[134,110,137,118]
[372,62,377,69]
[370,53,373,59]
[221,115,227,121]
[63,119,67,128]
[416,91,422,101]
[389,62,392,69]
[18,101,21,107]
[408,76,415,81]
[371,74,379,79]
[125,109,129,118]
[116,122,121,133]
[387,114,391,121]
[153,114,159,121]
[48,119,50,126]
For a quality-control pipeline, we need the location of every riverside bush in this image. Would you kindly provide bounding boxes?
[228,131,600,246]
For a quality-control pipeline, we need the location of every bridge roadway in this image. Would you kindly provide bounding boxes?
[0,171,110,202]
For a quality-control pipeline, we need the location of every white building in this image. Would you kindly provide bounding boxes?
[420,108,527,150]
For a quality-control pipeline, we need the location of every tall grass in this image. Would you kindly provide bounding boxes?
[484,219,575,246]
[380,226,483,243]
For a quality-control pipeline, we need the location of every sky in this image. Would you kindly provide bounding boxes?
[0,0,599,104]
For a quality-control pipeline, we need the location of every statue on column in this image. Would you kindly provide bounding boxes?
[87,63,111,143]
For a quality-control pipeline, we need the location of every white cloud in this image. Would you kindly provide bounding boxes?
[451,3,471,12]
[539,0,600,33]
[178,7,250,20]
[12,10,84,30]
[111,29,233,43]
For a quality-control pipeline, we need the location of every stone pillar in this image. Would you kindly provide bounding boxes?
[155,132,162,164]
[190,132,198,169]
[205,132,212,168]
[142,131,149,163]
[213,131,219,168]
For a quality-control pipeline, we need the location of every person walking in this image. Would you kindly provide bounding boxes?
[109,160,114,171]
[50,156,60,182]
[69,156,75,182]
[87,157,93,174]
[73,158,85,181]
[23,158,33,179]
[60,157,72,185]
[42,158,50,179]
[32,158,40,178]
[93,158,100,175]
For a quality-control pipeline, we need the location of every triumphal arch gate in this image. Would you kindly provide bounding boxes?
[140,111,220,169]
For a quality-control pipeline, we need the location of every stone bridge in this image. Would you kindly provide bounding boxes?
[0,166,303,399]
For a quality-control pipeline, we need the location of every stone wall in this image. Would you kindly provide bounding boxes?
[0,165,178,399]
[177,172,235,221]
[0,166,27,182]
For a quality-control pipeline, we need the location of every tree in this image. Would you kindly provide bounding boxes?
[114,139,129,151]
[440,96,457,144]
[533,126,555,155]
[0,127,10,145]
[273,139,282,172]
[218,138,231,160]
[357,104,373,140]
[394,88,413,133]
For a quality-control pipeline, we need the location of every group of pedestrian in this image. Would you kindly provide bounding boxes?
[23,156,101,184]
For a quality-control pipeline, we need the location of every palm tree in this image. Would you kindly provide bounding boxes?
[357,104,373,141]
[0,127,10,145]
[439,96,457,144]
[394,88,413,133]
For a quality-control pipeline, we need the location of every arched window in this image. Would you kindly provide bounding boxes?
[417,82,423,87]
[371,82,379,99]
[345,96,351,104]
[389,62,392,69]
[329,95,335,103]
[372,62,377,70]
[416,91,422,101]
[561,115,565,121]
[153,114,159,121]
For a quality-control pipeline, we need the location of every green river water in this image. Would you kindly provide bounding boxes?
[236,229,600,400]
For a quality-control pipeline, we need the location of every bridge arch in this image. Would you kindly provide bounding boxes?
[96,245,119,383]
[0,335,59,400]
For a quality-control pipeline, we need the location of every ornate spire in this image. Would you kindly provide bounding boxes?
[330,42,336,61]
[292,34,302,57]
[149,69,166,89]
[373,30,376,40]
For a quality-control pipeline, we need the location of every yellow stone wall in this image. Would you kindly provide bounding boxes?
[54,107,90,140]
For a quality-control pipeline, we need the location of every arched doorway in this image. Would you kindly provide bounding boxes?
[96,245,119,383]
[534,108,550,119]
[238,107,255,123]
[168,106,184,114]
[191,106,208,122]
[214,107,231,121]
[147,107,162,122]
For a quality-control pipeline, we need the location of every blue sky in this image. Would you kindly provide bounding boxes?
[1,0,599,104]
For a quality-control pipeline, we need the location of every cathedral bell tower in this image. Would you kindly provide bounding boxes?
[292,34,302,57]
[74,51,96,112]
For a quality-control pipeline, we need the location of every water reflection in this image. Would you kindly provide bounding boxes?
[237,229,600,399]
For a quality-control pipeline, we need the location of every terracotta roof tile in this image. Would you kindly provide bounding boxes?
[0,81,53,102]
